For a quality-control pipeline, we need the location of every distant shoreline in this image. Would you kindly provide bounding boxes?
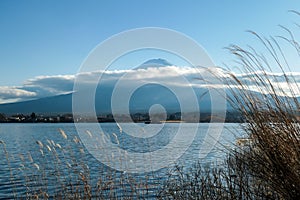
[0,120,242,124]
[0,112,245,123]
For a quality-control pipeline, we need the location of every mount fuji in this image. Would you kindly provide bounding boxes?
[0,58,229,115]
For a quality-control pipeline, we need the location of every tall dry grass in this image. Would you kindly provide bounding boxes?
[159,13,300,200]
[225,29,300,199]
[1,13,300,200]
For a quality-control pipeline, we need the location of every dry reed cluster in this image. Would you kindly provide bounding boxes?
[159,14,300,200]
[1,13,300,200]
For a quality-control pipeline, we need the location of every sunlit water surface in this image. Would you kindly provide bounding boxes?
[0,123,244,199]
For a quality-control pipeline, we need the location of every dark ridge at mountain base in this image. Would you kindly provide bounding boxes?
[0,94,72,115]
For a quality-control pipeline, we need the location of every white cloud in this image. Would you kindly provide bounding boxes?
[0,66,299,104]
[0,86,37,103]
[230,71,300,97]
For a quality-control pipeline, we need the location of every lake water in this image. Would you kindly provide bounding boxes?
[0,123,244,199]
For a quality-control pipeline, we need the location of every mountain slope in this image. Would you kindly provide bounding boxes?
[0,93,72,115]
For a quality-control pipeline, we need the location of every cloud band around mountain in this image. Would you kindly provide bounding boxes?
[0,66,299,104]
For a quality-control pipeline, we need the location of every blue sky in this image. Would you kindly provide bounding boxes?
[1,0,300,87]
